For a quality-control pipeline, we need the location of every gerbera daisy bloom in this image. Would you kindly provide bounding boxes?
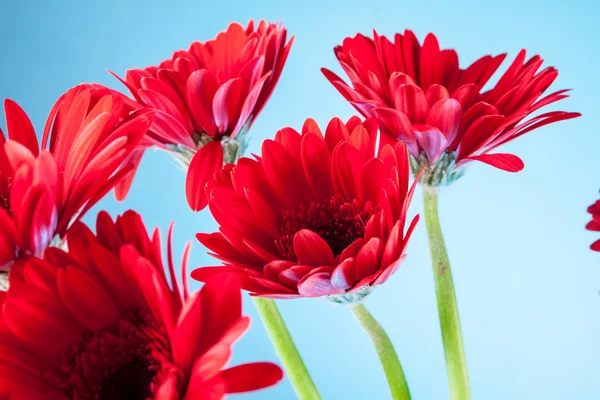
[586,197,600,252]
[0,210,283,399]
[322,30,580,186]
[113,20,294,211]
[192,116,419,303]
[0,85,153,275]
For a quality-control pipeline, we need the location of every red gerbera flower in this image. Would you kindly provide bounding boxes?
[0,210,283,399]
[0,85,153,272]
[322,30,580,186]
[113,20,294,211]
[192,116,419,302]
[586,197,600,252]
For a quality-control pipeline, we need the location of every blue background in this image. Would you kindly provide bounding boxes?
[1,0,598,398]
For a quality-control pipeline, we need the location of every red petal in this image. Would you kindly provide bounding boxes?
[212,78,243,133]
[57,266,120,331]
[4,99,39,156]
[222,362,283,393]
[301,133,334,202]
[186,141,224,211]
[465,153,524,172]
[427,98,462,145]
[293,229,335,267]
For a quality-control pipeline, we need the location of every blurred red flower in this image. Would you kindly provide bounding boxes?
[0,211,282,399]
[114,20,294,211]
[0,85,153,271]
[192,117,419,302]
[322,30,580,186]
[586,198,600,252]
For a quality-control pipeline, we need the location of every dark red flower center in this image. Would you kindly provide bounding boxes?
[277,194,378,259]
[61,312,176,399]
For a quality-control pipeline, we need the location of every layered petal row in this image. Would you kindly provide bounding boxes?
[587,198,600,252]
[0,210,282,399]
[193,116,419,302]
[322,30,580,184]
[0,85,154,270]
[114,20,294,210]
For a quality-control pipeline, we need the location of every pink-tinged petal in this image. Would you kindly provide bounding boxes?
[298,270,342,297]
[4,99,39,156]
[186,70,219,136]
[212,78,243,134]
[222,363,283,394]
[186,141,224,211]
[464,153,524,172]
[412,125,447,165]
[331,257,356,290]
[301,133,334,202]
[293,229,335,267]
[278,265,314,288]
[591,240,600,252]
[372,108,420,157]
[427,98,462,145]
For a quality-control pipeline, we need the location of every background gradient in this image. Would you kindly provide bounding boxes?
[1,0,598,398]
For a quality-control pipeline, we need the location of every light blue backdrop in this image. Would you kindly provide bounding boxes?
[1,0,598,398]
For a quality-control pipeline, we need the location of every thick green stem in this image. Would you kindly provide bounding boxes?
[422,188,470,400]
[253,297,321,400]
[350,303,411,400]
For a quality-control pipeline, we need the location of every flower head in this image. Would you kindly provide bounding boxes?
[322,30,580,186]
[0,210,283,399]
[114,20,294,211]
[192,117,419,303]
[0,85,153,270]
[586,197,600,252]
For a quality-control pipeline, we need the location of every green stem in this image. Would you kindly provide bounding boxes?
[253,297,321,400]
[350,303,411,400]
[422,188,470,400]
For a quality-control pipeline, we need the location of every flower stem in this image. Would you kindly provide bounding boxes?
[422,188,470,400]
[350,303,411,400]
[252,297,321,400]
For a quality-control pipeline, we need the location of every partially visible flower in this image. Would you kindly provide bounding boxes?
[322,30,580,186]
[113,20,294,211]
[587,197,600,252]
[0,85,153,271]
[193,116,419,303]
[0,210,283,399]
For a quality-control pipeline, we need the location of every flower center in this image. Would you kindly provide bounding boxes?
[61,312,175,399]
[98,355,155,400]
[277,194,378,259]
